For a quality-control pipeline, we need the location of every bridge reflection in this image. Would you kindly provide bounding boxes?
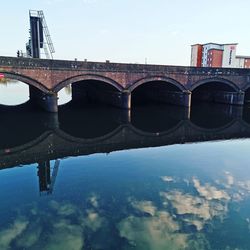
[37,160,60,195]
[59,102,125,139]
[1,103,250,170]
[0,101,58,149]
[2,103,250,195]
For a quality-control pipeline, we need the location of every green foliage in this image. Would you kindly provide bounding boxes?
[0,78,18,84]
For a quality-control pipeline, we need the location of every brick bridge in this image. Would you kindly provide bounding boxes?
[1,56,250,112]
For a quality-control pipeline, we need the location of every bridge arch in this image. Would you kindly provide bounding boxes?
[129,76,185,92]
[129,76,188,106]
[191,77,239,91]
[53,74,123,92]
[0,71,50,93]
[191,77,242,105]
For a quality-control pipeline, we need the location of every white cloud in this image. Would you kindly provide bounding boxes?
[16,225,42,248]
[45,219,84,250]
[0,199,109,250]
[224,171,234,187]
[88,193,99,208]
[83,209,105,232]
[161,191,212,220]
[0,218,29,250]
[238,180,250,193]
[50,200,77,216]
[161,176,174,182]
[183,218,204,231]
[118,212,187,250]
[193,178,230,201]
[131,200,157,216]
[161,189,228,231]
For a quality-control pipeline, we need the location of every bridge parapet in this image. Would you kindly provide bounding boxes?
[1,56,250,76]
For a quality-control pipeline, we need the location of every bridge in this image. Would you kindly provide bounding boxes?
[1,56,250,112]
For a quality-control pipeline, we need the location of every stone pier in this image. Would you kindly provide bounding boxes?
[29,86,58,112]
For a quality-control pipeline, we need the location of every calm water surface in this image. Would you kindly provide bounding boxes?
[1,81,250,249]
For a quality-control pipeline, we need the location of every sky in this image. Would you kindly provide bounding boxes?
[1,0,250,66]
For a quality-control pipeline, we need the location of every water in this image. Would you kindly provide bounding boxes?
[1,81,250,249]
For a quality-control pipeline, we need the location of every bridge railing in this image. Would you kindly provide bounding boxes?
[1,56,250,76]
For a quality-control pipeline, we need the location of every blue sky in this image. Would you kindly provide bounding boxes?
[1,0,250,65]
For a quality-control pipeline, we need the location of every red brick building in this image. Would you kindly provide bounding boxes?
[236,56,250,69]
[191,43,250,68]
[207,49,223,67]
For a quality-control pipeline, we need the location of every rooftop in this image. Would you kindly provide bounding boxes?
[191,42,238,46]
[236,55,250,59]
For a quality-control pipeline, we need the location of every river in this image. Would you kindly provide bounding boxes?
[1,80,250,250]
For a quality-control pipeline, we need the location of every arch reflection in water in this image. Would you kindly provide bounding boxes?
[190,103,242,130]
[1,103,250,171]
[58,103,125,139]
[131,104,189,134]
[0,103,57,150]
